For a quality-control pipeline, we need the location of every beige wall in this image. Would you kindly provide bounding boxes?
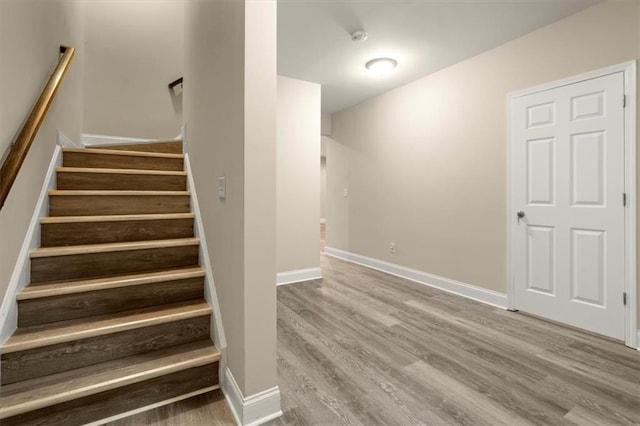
[184,0,245,390]
[637,0,640,325]
[243,0,278,396]
[184,0,278,397]
[83,1,183,139]
[277,76,321,273]
[325,135,350,250]
[321,113,332,136]
[0,0,84,305]
[321,157,327,221]
[329,1,639,305]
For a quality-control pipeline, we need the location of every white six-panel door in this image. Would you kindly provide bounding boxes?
[512,72,625,340]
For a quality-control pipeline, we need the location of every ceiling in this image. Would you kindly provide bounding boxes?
[277,0,600,114]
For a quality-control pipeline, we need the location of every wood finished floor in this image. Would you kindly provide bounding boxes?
[111,253,640,425]
[105,389,233,426]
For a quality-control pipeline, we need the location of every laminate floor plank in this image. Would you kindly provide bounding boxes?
[385,324,571,424]
[541,375,639,425]
[277,289,488,425]
[393,300,632,422]
[279,285,420,369]
[108,254,639,425]
[277,302,436,425]
[270,255,639,425]
[276,342,366,426]
[104,389,234,426]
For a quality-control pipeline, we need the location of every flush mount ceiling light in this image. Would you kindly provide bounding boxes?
[365,58,397,77]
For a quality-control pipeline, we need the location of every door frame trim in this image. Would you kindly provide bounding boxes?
[507,61,637,349]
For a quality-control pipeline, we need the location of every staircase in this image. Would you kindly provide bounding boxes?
[0,140,221,425]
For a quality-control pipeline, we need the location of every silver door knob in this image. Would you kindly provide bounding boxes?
[517,211,525,223]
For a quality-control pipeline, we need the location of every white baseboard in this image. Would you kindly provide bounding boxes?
[0,145,62,346]
[636,331,640,351]
[276,267,322,286]
[221,367,282,426]
[324,247,508,309]
[82,133,157,147]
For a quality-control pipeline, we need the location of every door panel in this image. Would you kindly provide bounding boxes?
[571,228,605,306]
[527,226,555,295]
[513,72,625,340]
[570,91,605,121]
[527,101,556,128]
[527,138,555,205]
[571,131,605,206]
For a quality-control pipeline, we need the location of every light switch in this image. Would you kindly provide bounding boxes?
[218,176,226,199]
[343,188,349,197]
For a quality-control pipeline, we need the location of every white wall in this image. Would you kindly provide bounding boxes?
[82,1,183,139]
[0,0,84,306]
[184,0,278,401]
[329,0,639,307]
[277,76,321,274]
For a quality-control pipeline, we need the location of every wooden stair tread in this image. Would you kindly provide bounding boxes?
[56,166,187,176]
[62,147,183,159]
[31,237,199,258]
[40,212,194,224]
[1,301,211,354]
[49,189,189,196]
[18,267,205,300]
[0,340,219,419]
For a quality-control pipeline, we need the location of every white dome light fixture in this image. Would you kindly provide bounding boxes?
[365,57,397,77]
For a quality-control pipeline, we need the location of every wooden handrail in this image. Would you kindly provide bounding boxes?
[0,46,76,209]
[168,77,183,90]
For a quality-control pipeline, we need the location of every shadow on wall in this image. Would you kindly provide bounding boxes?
[170,82,183,118]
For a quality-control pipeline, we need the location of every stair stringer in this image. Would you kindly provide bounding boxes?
[0,145,62,347]
[184,152,228,375]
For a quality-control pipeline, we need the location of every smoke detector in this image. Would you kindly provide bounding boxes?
[351,30,368,42]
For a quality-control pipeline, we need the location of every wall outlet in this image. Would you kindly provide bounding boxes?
[389,242,396,254]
